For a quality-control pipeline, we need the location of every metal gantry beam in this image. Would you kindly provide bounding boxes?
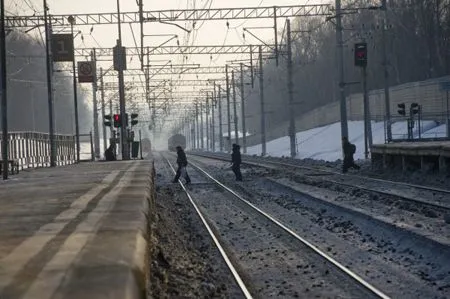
[74,45,275,57]
[99,66,227,79]
[5,5,332,28]
[103,79,226,88]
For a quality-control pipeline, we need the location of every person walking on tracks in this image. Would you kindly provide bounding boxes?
[172,146,191,184]
[342,137,360,173]
[231,143,243,181]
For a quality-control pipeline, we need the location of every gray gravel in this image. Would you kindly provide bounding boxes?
[188,154,450,299]
[147,156,244,299]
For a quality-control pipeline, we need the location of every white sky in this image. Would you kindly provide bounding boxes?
[12,0,329,74]
[6,0,331,129]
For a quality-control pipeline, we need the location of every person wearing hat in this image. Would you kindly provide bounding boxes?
[231,143,242,181]
[172,145,191,184]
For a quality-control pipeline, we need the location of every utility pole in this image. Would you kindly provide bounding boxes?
[116,0,128,160]
[240,63,247,153]
[381,0,392,142]
[232,70,239,145]
[92,50,100,160]
[226,65,231,150]
[68,16,80,163]
[191,119,195,149]
[44,0,56,167]
[286,19,296,158]
[273,7,279,66]
[335,0,348,156]
[362,65,373,156]
[138,0,144,70]
[206,96,209,151]
[259,45,266,156]
[195,102,199,149]
[100,67,107,153]
[218,85,223,151]
[212,87,216,152]
[1,0,9,179]
[200,102,204,149]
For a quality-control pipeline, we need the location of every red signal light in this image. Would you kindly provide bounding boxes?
[113,114,121,127]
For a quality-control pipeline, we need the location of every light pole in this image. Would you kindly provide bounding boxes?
[68,15,80,163]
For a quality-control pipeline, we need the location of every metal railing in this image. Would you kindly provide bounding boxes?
[0,132,81,171]
[385,112,450,143]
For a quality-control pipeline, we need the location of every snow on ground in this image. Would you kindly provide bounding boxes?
[247,120,444,162]
[421,124,448,138]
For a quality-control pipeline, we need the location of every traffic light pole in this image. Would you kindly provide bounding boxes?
[362,61,373,159]
[286,19,296,158]
[100,67,107,153]
[335,0,349,156]
[259,45,266,156]
[44,0,56,167]
[1,0,9,180]
[117,0,129,160]
[232,70,239,145]
[240,63,247,153]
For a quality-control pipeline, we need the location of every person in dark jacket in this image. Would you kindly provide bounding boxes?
[231,144,243,181]
[172,146,191,184]
[104,144,116,161]
[342,137,360,173]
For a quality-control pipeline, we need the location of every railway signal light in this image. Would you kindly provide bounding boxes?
[113,114,121,127]
[104,114,112,127]
[410,103,420,115]
[354,42,368,67]
[398,103,406,116]
[130,113,138,126]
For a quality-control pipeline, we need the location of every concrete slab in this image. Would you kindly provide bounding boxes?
[0,160,154,299]
[372,141,450,156]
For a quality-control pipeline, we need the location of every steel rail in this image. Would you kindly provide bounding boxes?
[187,158,390,299]
[164,155,253,299]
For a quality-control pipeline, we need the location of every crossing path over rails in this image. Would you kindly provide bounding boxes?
[0,159,155,299]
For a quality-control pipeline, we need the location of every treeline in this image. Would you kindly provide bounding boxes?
[243,0,450,134]
[1,31,92,135]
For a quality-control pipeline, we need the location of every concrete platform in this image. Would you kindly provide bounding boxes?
[371,141,450,173]
[0,159,155,299]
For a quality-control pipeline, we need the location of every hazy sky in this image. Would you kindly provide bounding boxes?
[13,0,329,72]
[7,0,331,124]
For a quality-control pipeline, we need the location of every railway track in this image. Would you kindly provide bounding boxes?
[189,152,450,213]
[163,152,390,299]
